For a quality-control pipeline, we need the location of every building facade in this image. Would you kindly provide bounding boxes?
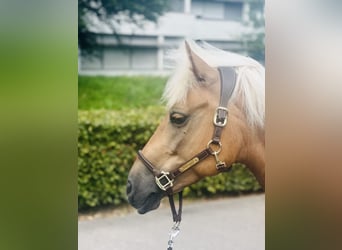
[79,0,264,75]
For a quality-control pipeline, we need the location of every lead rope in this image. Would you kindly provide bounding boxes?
[167,191,183,250]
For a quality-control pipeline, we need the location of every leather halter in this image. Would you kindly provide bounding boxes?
[137,67,237,222]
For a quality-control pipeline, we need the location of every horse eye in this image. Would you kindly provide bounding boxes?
[170,112,188,126]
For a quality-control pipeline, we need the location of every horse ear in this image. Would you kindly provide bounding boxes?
[185,41,218,85]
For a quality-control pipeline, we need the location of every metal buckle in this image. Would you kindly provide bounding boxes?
[213,107,228,127]
[155,171,174,191]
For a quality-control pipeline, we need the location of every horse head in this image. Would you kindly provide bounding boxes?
[127,40,265,214]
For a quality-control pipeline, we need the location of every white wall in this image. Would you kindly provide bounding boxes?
[79,0,264,75]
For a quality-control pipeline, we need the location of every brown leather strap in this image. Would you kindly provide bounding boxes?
[170,149,211,179]
[137,150,160,176]
[138,148,212,180]
[212,67,236,143]
[219,67,236,110]
[137,150,183,223]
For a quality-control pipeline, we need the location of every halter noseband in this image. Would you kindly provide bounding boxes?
[137,67,237,223]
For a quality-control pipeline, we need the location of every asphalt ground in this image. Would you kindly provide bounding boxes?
[78,194,265,250]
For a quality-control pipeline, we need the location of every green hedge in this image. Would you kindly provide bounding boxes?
[78,107,262,210]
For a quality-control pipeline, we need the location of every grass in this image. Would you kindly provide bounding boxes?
[78,76,168,110]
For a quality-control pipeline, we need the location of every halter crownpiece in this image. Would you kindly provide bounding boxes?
[137,66,237,249]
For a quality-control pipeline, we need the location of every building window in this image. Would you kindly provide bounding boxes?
[103,48,130,69]
[81,47,158,71]
[192,0,224,20]
[191,0,243,21]
[131,48,157,70]
[224,2,243,21]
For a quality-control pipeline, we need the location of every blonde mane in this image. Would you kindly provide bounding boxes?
[162,40,265,129]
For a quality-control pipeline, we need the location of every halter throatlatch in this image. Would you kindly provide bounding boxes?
[137,67,237,249]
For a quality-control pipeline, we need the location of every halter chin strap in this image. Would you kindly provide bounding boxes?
[137,67,237,223]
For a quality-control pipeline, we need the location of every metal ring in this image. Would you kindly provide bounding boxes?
[206,140,222,154]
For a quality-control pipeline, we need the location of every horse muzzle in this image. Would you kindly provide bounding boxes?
[126,165,164,214]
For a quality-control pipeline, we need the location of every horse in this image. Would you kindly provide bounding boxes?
[126,40,265,216]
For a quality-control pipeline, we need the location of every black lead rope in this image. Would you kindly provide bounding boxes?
[168,191,183,223]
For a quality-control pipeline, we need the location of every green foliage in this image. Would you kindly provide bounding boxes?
[78,108,262,211]
[78,107,165,210]
[183,164,262,197]
[78,76,167,110]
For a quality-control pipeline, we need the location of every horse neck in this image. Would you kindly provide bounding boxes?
[241,126,265,189]
[220,104,264,189]
[225,97,265,189]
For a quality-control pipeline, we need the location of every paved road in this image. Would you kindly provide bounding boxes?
[78,194,265,250]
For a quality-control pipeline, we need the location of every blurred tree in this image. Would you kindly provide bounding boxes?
[79,0,168,56]
[243,1,265,63]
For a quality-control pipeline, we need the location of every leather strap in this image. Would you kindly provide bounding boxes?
[212,67,237,143]
[168,191,183,222]
[219,67,236,110]
[137,150,160,176]
[170,149,212,179]
[138,148,212,181]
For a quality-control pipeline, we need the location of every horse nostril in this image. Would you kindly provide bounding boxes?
[126,179,133,195]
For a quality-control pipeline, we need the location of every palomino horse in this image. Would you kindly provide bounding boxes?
[127,40,264,216]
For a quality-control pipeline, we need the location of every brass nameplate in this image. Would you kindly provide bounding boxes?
[179,157,199,173]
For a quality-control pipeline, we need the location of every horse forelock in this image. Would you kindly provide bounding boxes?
[162,40,265,129]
